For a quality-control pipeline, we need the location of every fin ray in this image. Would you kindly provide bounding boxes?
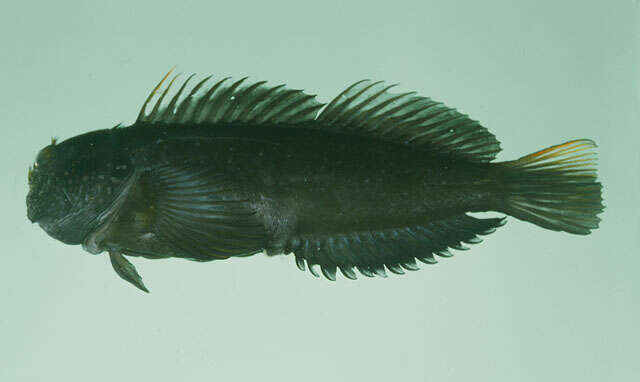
[288,214,505,280]
[109,251,150,293]
[137,70,323,126]
[146,162,267,260]
[499,139,603,235]
[136,71,500,163]
[317,80,501,162]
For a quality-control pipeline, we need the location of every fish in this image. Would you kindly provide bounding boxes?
[26,68,604,292]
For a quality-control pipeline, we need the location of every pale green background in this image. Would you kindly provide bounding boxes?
[1,1,638,381]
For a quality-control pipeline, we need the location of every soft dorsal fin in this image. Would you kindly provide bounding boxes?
[137,68,325,126]
[317,80,502,162]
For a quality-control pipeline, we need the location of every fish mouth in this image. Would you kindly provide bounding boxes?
[31,207,100,246]
[26,189,43,223]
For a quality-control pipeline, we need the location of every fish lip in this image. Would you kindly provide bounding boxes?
[26,191,38,223]
[26,200,44,223]
[26,211,36,223]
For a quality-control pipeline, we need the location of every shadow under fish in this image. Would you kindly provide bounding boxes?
[26,68,604,292]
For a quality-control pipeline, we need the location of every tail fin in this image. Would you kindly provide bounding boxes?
[499,139,604,235]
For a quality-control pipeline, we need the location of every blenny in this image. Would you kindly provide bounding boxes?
[26,69,604,292]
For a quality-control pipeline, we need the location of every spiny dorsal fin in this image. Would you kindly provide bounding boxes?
[317,80,502,162]
[137,69,325,126]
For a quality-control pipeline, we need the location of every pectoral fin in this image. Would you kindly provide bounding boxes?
[109,251,150,293]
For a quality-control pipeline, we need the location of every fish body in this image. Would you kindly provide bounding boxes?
[27,70,604,291]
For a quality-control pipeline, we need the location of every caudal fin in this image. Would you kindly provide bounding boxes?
[499,139,604,235]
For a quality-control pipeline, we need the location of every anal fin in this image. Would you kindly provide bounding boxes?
[287,214,505,280]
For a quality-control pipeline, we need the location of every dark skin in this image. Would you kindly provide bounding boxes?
[27,72,601,291]
[95,124,502,260]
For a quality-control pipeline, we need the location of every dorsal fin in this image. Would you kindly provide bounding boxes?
[317,80,502,162]
[137,69,325,126]
[136,71,501,162]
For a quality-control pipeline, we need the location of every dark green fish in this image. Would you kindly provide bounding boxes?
[26,69,604,292]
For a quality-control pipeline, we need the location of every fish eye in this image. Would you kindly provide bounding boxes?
[35,145,56,166]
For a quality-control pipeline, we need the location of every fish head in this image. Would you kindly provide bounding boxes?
[27,130,132,246]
